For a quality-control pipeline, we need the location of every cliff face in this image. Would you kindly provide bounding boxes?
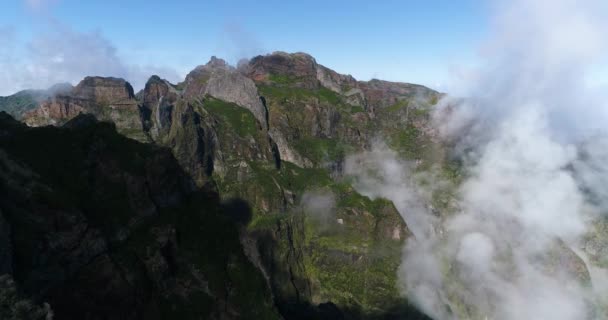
[23,77,145,141]
[181,57,268,128]
[4,52,441,319]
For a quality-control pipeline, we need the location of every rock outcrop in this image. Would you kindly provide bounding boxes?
[139,75,179,140]
[182,57,268,129]
[247,52,320,89]
[23,77,145,141]
[247,52,440,112]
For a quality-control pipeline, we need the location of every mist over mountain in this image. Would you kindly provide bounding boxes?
[1,0,608,319]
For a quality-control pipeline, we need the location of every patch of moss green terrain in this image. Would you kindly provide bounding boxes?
[0,112,279,319]
[202,97,259,138]
[258,81,366,166]
[302,197,408,313]
[215,156,412,316]
[374,95,443,163]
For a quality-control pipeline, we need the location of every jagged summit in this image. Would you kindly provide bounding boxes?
[72,76,136,101]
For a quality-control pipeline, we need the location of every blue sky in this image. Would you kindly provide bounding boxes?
[1,0,489,93]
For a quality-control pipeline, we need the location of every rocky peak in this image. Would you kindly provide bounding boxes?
[206,56,229,69]
[182,57,268,128]
[139,76,179,140]
[188,56,232,77]
[142,75,176,105]
[247,52,320,89]
[72,76,136,104]
[23,76,143,140]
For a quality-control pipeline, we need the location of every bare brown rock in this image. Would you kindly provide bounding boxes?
[248,52,320,89]
[22,77,145,140]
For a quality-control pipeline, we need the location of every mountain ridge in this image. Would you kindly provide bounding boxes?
[0,51,442,319]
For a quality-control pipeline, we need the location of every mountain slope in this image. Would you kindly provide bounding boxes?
[5,52,442,319]
[0,112,278,319]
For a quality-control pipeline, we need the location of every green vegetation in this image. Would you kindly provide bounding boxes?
[293,137,348,164]
[430,95,440,105]
[268,73,298,84]
[317,87,341,105]
[350,105,365,113]
[386,99,409,112]
[388,124,426,159]
[304,246,399,311]
[0,91,45,119]
[219,152,409,314]
[203,97,258,138]
[258,84,343,106]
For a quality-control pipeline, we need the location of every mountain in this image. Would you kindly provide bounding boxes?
[1,52,442,319]
[0,112,282,319]
[0,83,72,120]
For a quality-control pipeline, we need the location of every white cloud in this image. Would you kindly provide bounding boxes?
[0,25,181,95]
[346,0,608,319]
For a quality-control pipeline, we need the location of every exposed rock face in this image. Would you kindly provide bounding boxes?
[72,76,135,103]
[24,97,86,126]
[248,52,320,89]
[23,77,145,141]
[268,129,312,168]
[247,52,439,112]
[182,57,268,129]
[163,102,216,188]
[316,65,366,107]
[140,75,179,140]
[0,86,70,120]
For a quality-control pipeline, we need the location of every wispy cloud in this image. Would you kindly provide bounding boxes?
[23,0,59,12]
[216,20,265,65]
[0,25,181,95]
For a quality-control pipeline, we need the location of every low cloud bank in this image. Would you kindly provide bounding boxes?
[346,0,608,319]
